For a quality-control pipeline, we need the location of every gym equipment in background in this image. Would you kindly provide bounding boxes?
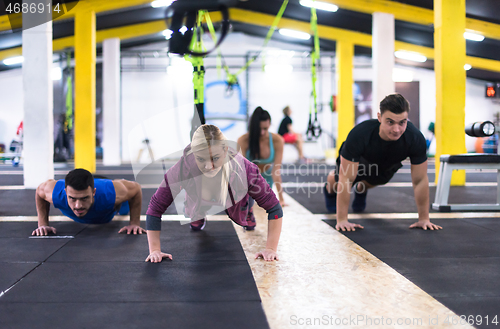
[204,80,247,132]
[305,5,322,141]
[165,0,235,56]
[433,121,500,212]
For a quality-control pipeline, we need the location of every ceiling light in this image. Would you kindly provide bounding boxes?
[463,32,484,42]
[52,67,62,80]
[151,0,174,8]
[464,64,472,70]
[264,64,293,74]
[266,49,295,58]
[3,56,24,65]
[279,29,311,40]
[299,0,338,12]
[394,50,427,63]
[162,29,173,39]
[392,68,414,82]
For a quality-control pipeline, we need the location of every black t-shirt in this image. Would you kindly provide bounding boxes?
[340,119,427,172]
[278,116,292,136]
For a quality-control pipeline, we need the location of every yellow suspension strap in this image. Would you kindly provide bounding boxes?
[217,0,289,90]
[306,3,322,140]
[203,12,223,80]
[185,11,207,138]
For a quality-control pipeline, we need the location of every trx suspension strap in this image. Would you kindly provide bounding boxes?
[167,0,232,57]
[64,50,73,134]
[306,4,322,141]
[185,11,207,139]
[212,0,289,93]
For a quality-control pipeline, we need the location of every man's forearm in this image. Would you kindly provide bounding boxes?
[413,179,430,221]
[129,189,142,226]
[336,178,351,222]
[266,218,282,251]
[35,193,50,227]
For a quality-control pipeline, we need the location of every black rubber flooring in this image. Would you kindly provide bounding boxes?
[322,217,500,329]
[0,221,269,329]
[291,185,500,214]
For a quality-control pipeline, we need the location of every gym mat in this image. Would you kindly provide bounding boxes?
[0,220,269,329]
[0,221,85,238]
[0,301,270,329]
[322,218,500,329]
[0,263,38,292]
[48,222,247,262]
[293,186,500,214]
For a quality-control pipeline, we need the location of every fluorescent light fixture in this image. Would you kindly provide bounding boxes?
[394,50,427,63]
[151,0,174,8]
[266,49,295,58]
[162,29,173,39]
[3,56,24,65]
[392,68,414,82]
[167,56,192,75]
[463,31,484,42]
[264,64,293,74]
[300,0,338,12]
[464,64,472,70]
[279,29,311,40]
[51,67,62,81]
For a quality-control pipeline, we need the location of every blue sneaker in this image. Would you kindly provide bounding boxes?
[323,184,337,213]
[352,184,367,213]
[190,218,206,231]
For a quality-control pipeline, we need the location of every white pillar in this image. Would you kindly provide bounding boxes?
[23,1,54,188]
[372,12,395,117]
[102,38,121,165]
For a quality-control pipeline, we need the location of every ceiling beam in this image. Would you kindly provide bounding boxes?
[0,20,166,62]
[227,8,500,73]
[0,0,154,32]
[1,8,499,74]
[322,0,500,41]
[228,8,372,46]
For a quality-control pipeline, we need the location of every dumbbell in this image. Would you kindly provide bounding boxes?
[465,121,495,137]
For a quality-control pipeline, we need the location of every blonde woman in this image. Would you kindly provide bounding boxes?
[145,125,283,262]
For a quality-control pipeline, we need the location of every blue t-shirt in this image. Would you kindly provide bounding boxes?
[52,178,117,224]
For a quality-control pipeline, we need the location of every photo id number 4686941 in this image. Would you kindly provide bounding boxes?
[444,314,498,326]
[5,2,62,14]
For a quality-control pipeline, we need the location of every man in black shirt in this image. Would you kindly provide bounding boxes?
[324,94,442,232]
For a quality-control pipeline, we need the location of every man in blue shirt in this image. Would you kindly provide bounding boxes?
[32,168,145,236]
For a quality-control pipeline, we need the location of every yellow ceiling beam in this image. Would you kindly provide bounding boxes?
[2,0,500,42]
[1,9,500,74]
[0,19,166,62]
[0,47,22,62]
[228,8,372,47]
[466,56,500,73]
[394,41,434,60]
[95,19,166,43]
[326,0,434,26]
[322,0,500,41]
[228,9,500,74]
[0,0,154,32]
